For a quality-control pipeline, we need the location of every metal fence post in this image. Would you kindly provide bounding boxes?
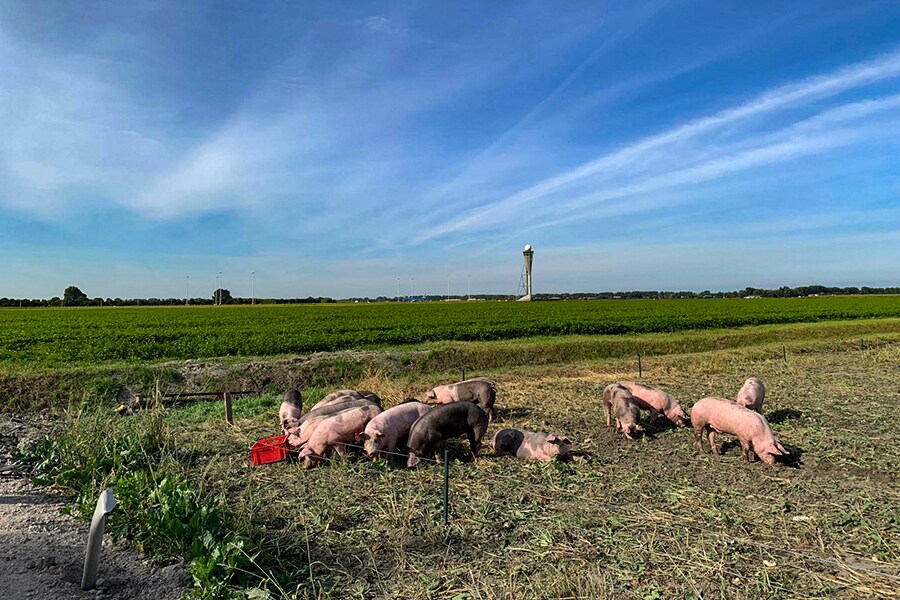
[442,449,450,525]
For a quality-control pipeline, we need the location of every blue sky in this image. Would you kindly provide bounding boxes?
[1,1,899,299]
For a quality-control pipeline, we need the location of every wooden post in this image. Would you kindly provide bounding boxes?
[782,345,787,362]
[462,367,466,381]
[224,392,234,425]
[638,353,642,378]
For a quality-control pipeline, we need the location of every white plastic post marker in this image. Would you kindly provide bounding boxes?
[81,489,117,590]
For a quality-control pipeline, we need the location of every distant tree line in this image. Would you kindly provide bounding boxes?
[537,285,900,300]
[0,285,337,307]
[0,284,897,307]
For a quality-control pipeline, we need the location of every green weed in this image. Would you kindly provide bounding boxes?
[19,407,257,599]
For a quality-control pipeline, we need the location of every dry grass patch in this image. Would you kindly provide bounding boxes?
[150,340,900,598]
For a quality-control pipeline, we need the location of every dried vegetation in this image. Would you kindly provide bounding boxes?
[158,337,900,598]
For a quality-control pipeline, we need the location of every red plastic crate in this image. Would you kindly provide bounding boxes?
[250,435,289,465]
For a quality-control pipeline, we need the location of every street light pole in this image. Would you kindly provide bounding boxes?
[397,277,400,302]
[446,275,450,301]
[410,277,414,298]
[186,276,190,306]
[468,274,471,300]
[251,271,255,305]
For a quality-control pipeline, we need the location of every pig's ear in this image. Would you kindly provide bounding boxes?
[298,447,311,457]
[775,442,788,455]
[425,390,436,399]
[355,432,369,442]
[546,434,558,443]
[373,430,385,438]
[634,424,645,431]
[407,453,420,468]
[559,436,572,445]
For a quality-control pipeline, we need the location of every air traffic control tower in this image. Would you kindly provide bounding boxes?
[517,244,534,301]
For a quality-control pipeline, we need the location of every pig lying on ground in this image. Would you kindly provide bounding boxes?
[493,429,572,462]
[298,404,382,468]
[311,390,383,411]
[357,400,432,459]
[602,383,645,440]
[424,377,497,422]
[298,397,381,425]
[691,396,788,466]
[279,389,304,435]
[619,381,688,426]
[735,377,765,413]
[406,403,489,467]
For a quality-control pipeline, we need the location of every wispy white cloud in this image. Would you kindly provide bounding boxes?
[533,94,900,227]
[419,47,900,242]
[356,15,409,36]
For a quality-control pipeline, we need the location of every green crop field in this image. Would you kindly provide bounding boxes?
[2,297,900,367]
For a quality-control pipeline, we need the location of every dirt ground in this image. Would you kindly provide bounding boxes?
[0,417,186,600]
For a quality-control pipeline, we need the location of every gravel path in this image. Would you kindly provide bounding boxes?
[0,416,187,600]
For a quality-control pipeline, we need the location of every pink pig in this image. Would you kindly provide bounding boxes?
[691,397,788,466]
[493,429,572,462]
[735,377,765,414]
[424,377,496,422]
[602,383,645,440]
[356,400,432,459]
[311,390,382,411]
[279,389,304,436]
[287,409,348,448]
[298,404,381,468]
[619,381,688,426]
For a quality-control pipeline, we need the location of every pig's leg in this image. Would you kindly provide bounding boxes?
[746,441,758,462]
[694,428,705,454]
[334,444,348,457]
[604,402,612,427]
[706,427,718,455]
[468,430,482,458]
[739,439,751,462]
[648,407,659,424]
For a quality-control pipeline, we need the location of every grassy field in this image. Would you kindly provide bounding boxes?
[25,326,900,599]
[3,297,900,367]
[4,317,900,411]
